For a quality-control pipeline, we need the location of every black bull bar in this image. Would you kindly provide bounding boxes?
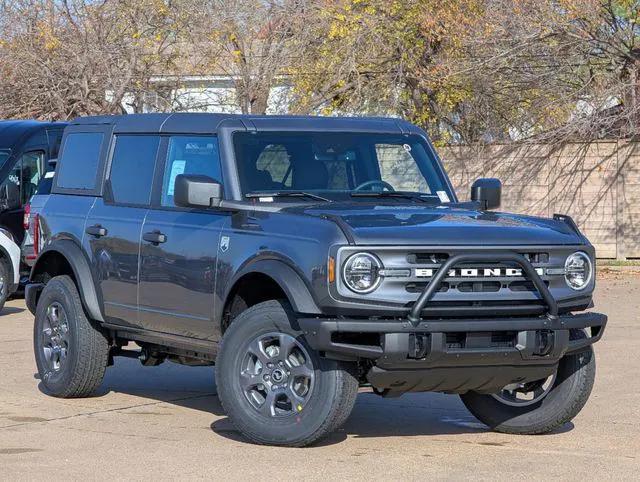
[407,252,559,324]
[299,251,607,363]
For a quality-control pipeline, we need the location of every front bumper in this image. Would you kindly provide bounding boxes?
[298,311,607,394]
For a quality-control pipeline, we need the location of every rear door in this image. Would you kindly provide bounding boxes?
[138,135,226,339]
[83,134,159,327]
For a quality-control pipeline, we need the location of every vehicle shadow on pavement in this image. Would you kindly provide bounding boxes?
[37,356,574,447]
[1,306,25,316]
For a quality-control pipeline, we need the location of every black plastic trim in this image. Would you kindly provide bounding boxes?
[25,282,44,315]
[221,258,323,318]
[298,311,607,361]
[30,239,104,322]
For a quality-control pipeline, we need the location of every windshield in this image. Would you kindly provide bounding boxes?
[0,149,10,167]
[233,132,453,202]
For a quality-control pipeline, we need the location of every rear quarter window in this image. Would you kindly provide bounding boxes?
[56,132,104,191]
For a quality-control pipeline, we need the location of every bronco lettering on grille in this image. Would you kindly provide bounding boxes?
[414,267,545,278]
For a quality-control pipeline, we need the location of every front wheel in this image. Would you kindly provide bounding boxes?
[216,300,358,447]
[460,329,596,434]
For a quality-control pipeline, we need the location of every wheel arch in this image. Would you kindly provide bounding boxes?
[30,239,104,322]
[219,259,321,333]
[0,245,16,289]
[0,230,21,288]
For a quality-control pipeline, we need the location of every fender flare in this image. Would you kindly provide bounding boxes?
[30,239,104,322]
[224,259,322,316]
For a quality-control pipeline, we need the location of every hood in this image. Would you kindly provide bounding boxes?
[287,203,585,246]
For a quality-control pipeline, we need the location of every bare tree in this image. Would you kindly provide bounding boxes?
[0,0,186,119]
[185,0,308,114]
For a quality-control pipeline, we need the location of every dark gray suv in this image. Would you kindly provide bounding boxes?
[27,113,607,447]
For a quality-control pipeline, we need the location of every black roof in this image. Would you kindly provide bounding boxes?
[70,113,416,135]
[0,120,67,149]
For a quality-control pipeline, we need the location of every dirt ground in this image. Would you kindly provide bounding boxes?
[1,274,638,480]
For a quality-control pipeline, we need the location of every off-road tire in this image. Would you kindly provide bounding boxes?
[216,300,358,447]
[0,258,9,312]
[33,275,110,398]
[460,329,596,434]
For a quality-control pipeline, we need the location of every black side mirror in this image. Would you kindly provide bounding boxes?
[174,174,223,208]
[471,178,501,210]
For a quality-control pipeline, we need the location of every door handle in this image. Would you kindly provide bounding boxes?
[86,224,107,237]
[143,230,167,244]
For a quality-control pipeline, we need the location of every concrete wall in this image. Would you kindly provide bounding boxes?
[439,141,640,259]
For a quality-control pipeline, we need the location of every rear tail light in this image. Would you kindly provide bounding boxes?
[26,214,40,260]
[23,203,31,230]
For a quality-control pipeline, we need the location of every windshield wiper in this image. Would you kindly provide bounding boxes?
[349,191,434,202]
[245,191,331,202]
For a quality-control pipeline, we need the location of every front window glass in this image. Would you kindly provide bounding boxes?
[20,151,44,204]
[0,150,44,209]
[233,132,451,202]
[161,136,221,207]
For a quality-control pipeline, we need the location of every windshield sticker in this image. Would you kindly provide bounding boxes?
[44,171,55,178]
[167,160,186,196]
[402,143,412,152]
[436,191,450,203]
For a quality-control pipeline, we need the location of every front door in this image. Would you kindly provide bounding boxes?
[83,134,159,327]
[138,135,226,340]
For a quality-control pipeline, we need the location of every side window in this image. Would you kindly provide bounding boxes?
[0,150,44,209]
[161,136,221,207]
[108,135,159,205]
[256,144,291,187]
[57,132,104,190]
[375,144,430,193]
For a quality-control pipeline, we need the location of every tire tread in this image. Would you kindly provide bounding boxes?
[35,275,109,398]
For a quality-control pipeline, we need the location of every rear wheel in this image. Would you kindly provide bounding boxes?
[33,275,110,398]
[216,300,358,447]
[460,329,595,434]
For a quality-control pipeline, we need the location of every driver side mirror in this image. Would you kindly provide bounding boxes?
[471,178,501,210]
[174,174,223,208]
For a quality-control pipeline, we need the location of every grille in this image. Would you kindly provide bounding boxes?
[407,253,449,264]
[401,250,554,296]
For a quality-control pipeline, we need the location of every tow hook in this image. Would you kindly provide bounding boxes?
[534,330,554,356]
[408,334,431,359]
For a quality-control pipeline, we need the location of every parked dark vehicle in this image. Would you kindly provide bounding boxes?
[27,113,606,447]
[0,121,66,248]
[22,159,57,269]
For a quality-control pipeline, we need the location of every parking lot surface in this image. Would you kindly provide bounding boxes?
[1,275,638,480]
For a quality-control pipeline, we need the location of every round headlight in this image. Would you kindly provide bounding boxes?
[342,252,382,294]
[564,252,593,290]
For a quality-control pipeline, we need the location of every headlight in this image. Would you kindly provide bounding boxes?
[564,252,593,290]
[342,252,382,293]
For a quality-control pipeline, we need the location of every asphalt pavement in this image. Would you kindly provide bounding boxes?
[1,274,638,480]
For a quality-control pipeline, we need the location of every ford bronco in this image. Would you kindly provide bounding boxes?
[27,113,607,446]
